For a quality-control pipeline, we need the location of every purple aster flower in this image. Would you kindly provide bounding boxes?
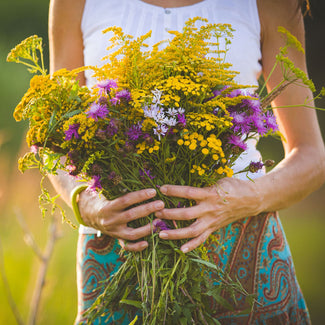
[212,89,222,97]
[139,169,155,180]
[106,119,119,136]
[228,134,248,151]
[115,89,131,102]
[177,113,187,128]
[126,124,142,141]
[97,79,117,95]
[214,85,230,97]
[264,111,278,131]
[108,171,117,180]
[242,95,261,114]
[228,88,243,98]
[86,102,109,121]
[110,97,119,106]
[89,175,102,191]
[98,96,108,106]
[249,161,264,173]
[230,112,252,134]
[153,219,170,232]
[250,113,267,135]
[64,123,80,141]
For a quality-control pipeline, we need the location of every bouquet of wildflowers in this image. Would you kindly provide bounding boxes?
[8,18,319,324]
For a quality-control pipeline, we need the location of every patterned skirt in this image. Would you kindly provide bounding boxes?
[75,212,311,324]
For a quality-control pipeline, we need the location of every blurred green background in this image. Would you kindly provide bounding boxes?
[0,0,324,324]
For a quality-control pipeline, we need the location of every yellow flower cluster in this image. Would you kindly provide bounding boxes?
[187,112,232,131]
[7,35,43,64]
[136,140,160,154]
[26,121,48,146]
[13,74,52,121]
[177,129,233,178]
[13,66,92,149]
[91,17,239,124]
[156,74,208,107]
[63,113,98,144]
[142,118,157,132]
[214,165,234,178]
[190,164,208,176]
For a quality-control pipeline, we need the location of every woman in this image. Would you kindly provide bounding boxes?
[49,0,325,323]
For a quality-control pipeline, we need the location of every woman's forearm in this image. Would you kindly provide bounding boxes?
[48,171,86,208]
[255,143,325,214]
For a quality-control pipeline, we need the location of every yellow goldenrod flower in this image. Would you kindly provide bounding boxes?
[198,169,205,176]
[189,142,197,150]
[200,140,207,147]
[216,167,224,174]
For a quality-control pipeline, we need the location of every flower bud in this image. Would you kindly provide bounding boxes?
[249,161,264,173]
[95,129,107,141]
[264,159,275,167]
[92,163,103,175]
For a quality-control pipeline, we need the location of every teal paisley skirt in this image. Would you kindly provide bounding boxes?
[75,212,311,324]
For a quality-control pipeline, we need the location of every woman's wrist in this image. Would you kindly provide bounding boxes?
[216,177,265,218]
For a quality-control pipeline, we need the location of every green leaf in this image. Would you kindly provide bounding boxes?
[120,299,142,309]
[179,317,188,325]
[190,258,221,272]
[61,109,82,119]
[212,294,234,311]
[48,108,58,130]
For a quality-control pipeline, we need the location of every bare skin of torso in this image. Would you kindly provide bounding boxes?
[140,0,203,8]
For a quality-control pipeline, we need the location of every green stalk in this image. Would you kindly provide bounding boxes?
[258,60,278,97]
[16,59,44,75]
[153,254,182,319]
[150,230,157,318]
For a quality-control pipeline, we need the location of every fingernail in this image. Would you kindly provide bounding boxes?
[181,247,189,254]
[147,189,156,196]
[155,201,164,209]
[159,232,168,239]
[160,186,167,194]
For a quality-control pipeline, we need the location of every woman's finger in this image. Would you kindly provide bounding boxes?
[118,239,148,252]
[180,230,211,253]
[155,204,207,220]
[160,185,207,201]
[110,188,158,210]
[121,200,165,223]
[117,223,153,242]
[159,220,205,241]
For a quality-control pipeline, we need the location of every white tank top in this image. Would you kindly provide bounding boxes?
[80,0,264,234]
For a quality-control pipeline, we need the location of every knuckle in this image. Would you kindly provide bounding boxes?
[118,195,129,207]
[182,211,192,220]
[148,202,159,213]
[185,187,193,197]
[187,228,196,238]
[127,230,138,241]
[124,209,136,222]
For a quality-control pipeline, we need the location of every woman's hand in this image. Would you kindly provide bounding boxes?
[78,188,165,251]
[155,178,264,253]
